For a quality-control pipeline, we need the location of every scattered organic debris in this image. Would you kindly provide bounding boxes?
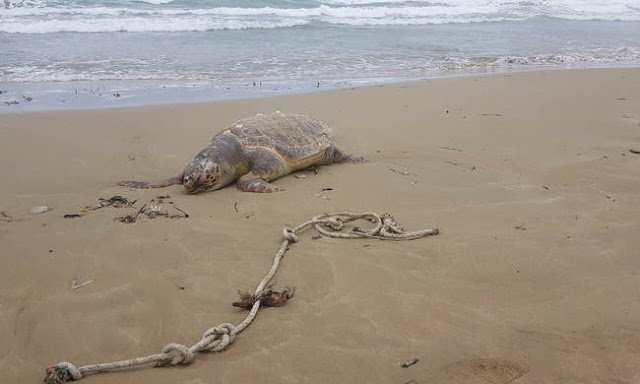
[115,196,189,223]
[481,113,503,117]
[401,358,419,368]
[322,187,334,191]
[311,235,322,240]
[63,214,83,219]
[294,174,307,179]
[515,225,527,231]
[71,278,95,290]
[30,205,50,215]
[389,167,410,176]
[630,149,640,154]
[0,211,14,222]
[542,185,550,190]
[23,96,32,102]
[232,286,295,310]
[80,195,136,212]
[234,202,239,212]
[5,100,19,106]
[439,146,462,152]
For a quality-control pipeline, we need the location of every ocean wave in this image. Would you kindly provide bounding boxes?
[1,1,639,33]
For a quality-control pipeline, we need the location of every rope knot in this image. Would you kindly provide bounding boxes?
[198,323,237,353]
[283,227,299,243]
[158,343,194,367]
[44,362,82,383]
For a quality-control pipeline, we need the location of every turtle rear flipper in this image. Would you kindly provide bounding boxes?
[118,174,183,189]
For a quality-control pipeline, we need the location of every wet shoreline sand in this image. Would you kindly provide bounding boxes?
[1,68,639,383]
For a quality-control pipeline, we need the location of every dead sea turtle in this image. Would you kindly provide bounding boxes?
[118,112,365,193]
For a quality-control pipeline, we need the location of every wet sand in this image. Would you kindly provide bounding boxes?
[1,68,640,384]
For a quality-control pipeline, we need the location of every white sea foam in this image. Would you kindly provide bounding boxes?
[1,1,639,33]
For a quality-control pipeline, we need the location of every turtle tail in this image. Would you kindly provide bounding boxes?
[118,174,183,189]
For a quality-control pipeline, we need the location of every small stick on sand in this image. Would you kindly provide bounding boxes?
[71,279,95,290]
[172,205,189,218]
[401,358,419,368]
[630,149,640,154]
[389,167,410,176]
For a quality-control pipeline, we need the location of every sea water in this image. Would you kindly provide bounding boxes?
[1,0,639,111]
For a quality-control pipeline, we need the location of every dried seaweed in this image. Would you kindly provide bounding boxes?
[232,286,295,310]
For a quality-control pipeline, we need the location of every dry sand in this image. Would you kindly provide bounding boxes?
[1,68,640,384]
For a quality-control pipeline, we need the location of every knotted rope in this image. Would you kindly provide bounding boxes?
[44,212,438,383]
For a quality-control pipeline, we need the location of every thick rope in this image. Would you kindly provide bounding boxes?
[44,212,438,383]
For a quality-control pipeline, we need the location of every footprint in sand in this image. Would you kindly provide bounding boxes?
[441,358,529,384]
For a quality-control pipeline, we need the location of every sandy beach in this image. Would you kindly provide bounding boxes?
[1,68,640,384]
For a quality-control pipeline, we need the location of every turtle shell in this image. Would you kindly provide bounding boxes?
[224,112,334,161]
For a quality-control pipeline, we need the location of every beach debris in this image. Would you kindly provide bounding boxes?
[1,211,14,222]
[439,146,462,152]
[81,195,136,212]
[389,167,410,176]
[23,96,33,102]
[115,196,189,224]
[43,211,438,382]
[5,100,19,106]
[617,97,627,100]
[515,225,527,231]
[311,235,322,240]
[630,149,640,154]
[481,113,503,117]
[542,185,550,190]
[30,205,51,215]
[294,174,307,179]
[233,202,240,212]
[71,278,95,291]
[63,214,83,219]
[232,285,295,310]
[401,358,419,368]
[322,187,333,191]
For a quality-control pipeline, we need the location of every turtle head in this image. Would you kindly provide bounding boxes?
[182,158,221,194]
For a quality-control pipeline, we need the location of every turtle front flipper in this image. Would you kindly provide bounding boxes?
[118,174,183,189]
[236,173,285,193]
[332,146,367,164]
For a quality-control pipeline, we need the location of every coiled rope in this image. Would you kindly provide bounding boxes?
[44,212,438,383]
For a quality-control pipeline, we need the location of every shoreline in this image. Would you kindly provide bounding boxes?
[1,67,640,384]
[2,64,639,114]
